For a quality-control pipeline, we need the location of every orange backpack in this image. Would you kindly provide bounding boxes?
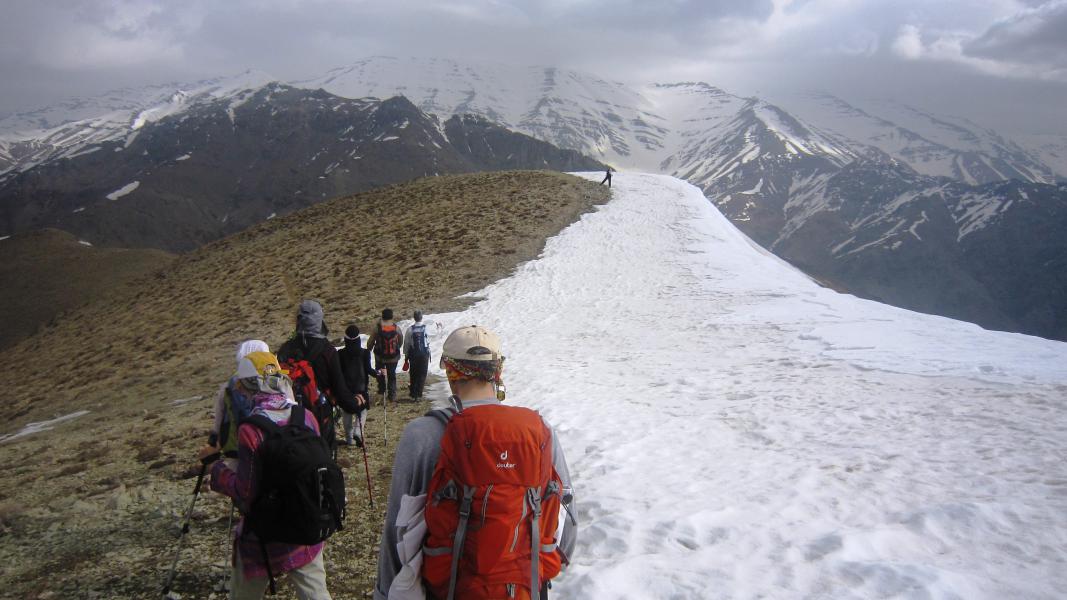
[377,323,401,359]
[423,404,564,600]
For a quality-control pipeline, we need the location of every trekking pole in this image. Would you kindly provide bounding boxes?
[357,411,375,509]
[382,370,389,448]
[161,455,215,598]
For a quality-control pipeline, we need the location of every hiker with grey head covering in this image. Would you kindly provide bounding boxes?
[277,300,362,452]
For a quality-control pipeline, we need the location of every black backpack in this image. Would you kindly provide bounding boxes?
[408,322,429,358]
[244,405,346,546]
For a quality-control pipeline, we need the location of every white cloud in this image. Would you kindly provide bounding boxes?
[891,24,924,59]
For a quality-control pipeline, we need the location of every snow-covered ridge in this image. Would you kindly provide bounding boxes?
[426,172,1067,599]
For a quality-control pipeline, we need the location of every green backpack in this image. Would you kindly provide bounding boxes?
[219,377,255,457]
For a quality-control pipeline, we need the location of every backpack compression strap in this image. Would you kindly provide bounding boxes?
[243,404,310,436]
[446,485,477,600]
[528,488,543,600]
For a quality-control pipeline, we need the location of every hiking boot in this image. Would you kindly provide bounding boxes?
[353,437,363,449]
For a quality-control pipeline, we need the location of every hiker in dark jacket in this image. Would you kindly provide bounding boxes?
[600,166,613,187]
[367,308,404,402]
[402,309,431,401]
[338,324,373,447]
[276,300,362,450]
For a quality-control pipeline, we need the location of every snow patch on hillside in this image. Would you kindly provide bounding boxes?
[106,181,140,200]
[0,411,91,444]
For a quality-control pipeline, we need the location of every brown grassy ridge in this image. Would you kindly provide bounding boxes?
[0,228,175,350]
[0,170,608,599]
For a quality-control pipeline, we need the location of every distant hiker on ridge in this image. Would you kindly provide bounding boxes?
[373,325,577,600]
[600,166,613,187]
[277,300,362,455]
[339,324,373,447]
[367,308,403,403]
[402,309,431,402]
[199,351,343,599]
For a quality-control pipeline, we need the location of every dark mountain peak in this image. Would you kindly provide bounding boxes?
[0,84,605,252]
[373,95,428,122]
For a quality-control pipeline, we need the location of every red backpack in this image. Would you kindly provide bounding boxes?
[280,357,335,442]
[377,323,401,359]
[422,404,564,600]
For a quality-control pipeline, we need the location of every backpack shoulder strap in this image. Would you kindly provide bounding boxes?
[287,404,309,431]
[423,407,456,427]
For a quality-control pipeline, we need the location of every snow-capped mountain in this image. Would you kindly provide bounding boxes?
[2,57,1060,184]
[0,83,603,251]
[293,56,672,172]
[0,70,274,175]
[1019,132,1067,178]
[2,57,1064,339]
[765,92,1058,185]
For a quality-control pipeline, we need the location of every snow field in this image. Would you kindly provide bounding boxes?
[417,173,1067,599]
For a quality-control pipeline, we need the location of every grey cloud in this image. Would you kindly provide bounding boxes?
[965,1,1067,66]
[0,0,1064,137]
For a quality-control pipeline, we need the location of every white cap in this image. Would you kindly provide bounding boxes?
[235,339,269,368]
[440,325,502,362]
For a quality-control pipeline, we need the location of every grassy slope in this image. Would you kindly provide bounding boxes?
[0,228,175,349]
[0,170,608,598]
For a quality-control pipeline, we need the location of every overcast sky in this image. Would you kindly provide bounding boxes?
[2,0,1065,134]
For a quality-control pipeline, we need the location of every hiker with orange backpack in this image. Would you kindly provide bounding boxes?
[277,300,363,455]
[367,308,404,403]
[373,325,577,600]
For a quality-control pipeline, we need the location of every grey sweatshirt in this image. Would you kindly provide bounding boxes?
[373,397,578,599]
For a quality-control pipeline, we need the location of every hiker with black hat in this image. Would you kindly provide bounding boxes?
[367,308,404,403]
[373,325,577,600]
[402,309,432,401]
[277,300,363,452]
[339,324,374,447]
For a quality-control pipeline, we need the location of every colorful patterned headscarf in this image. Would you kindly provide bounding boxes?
[440,355,504,385]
